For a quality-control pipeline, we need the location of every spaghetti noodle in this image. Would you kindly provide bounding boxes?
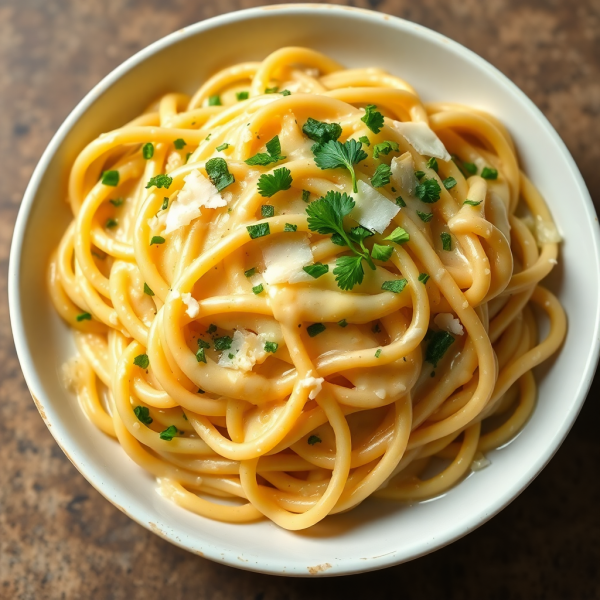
[49,48,566,530]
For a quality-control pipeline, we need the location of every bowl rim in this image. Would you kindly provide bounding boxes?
[8,2,600,576]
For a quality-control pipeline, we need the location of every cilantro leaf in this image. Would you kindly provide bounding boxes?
[333,255,365,290]
[371,164,392,188]
[384,227,410,244]
[361,104,384,134]
[257,167,292,197]
[302,118,342,145]
[205,158,235,192]
[305,191,355,235]
[348,226,374,243]
[372,141,399,159]
[313,140,367,193]
[395,196,406,207]
[371,244,394,262]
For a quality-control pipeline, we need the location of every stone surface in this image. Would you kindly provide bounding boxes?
[1,1,599,598]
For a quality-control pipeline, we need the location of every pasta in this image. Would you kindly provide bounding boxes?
[49,47,566,530]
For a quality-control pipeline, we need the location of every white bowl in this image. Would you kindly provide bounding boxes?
[9,4,600,577]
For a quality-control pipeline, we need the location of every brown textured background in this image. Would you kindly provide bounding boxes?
[1,1,599,598]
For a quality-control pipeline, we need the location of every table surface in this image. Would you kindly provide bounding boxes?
[1,1,599,598]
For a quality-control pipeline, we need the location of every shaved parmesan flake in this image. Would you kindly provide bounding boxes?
[218,329,268,372]
[392,121,451,162]
[262,237,313,284]
[434,313,464,336]
[299,374,325,400]
[535,215,562,245]
[391,152,418,195]
[351,180,400,234]
[164,169,226,235]
[181,293,199,318]
[471,452,491,471]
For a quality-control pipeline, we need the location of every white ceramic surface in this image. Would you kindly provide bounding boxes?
[8,4,600,577]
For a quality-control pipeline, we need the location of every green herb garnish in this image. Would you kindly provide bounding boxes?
[76,312,91,322]
[361,104,384,134]
[264,341,278,353]
[101,170,119,186]
[303,263,329,279]
[418,273,430,284]
[395,196,406,207]
[443,176,457,190]
[261,205,275,218]
[463,199,482,206]
[381,279,408,293]
[236,91,249,101]
[146,174,172,189]
[196,348,207,363]
[257,167,292,197]
[307,323,326,337]
[415,178,442,203]
[143,283,154,296]
[159,425,178,441]
[150,236,165,245]
[173,138,186,150]
[371,164,392,188]
[133,354,149,369]
[441,232,452,251]
[246,223,270,239]
[359,135,370,146]
[312,140,367,193]
[375,349,382,358]
[416,211,433,223]
[134,406,153,425]
[481,167,498,180]
[208,95,221,106]
[302,118,342,145]
[425,331,455,367]
[244,267,256,278]
[426,157,439,172]
[284,223,297,232]
[308,435,321,445]
[216,143,230,152]
[142,143,154,159]
[245,135,286,166]
[214,336,233,351]
[371,244,394,261]
[205,157,235,192]
[252,284,264,295]
[338,319,348,327]
[372,141,399,159]
[384,227,410,245]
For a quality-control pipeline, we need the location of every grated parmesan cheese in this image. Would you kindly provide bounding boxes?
[217,329,268,372]
[299,373,325,400]
[434,313,464,336]
[262,237,313,284]
[350,180,400,234]
[391,121,451,162]
[164,169,226,235]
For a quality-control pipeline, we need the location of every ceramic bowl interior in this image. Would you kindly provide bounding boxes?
[9,4,600,577]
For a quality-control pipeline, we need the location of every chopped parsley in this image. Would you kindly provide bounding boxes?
[302,118,342,145]
[76,312,91,322]
[264,86,279,94]
[307,323,326,337]
[252,284,264,295]
[371,163,392,188]
[161,197,169,210]
[481,167,498,180]
[196,348,207,363]
[415,170,426,180]
[384,227,410,245]
[338,319,348,327]
[197,339,210,350]
[361,104,384,134]
[308,435,321,445]
[143,283,154,296]
[264,341,278,353]
[372,141,399,159]
[185,152,192,164]
[246,223,270,239]
[463,162,477,175]
[257,167,292,197]
[207,324,217,334]
[101,170,119,186]
[371,243,394,261]
[426,157,439,172]
[133,354,149,369]
[150,236,165,245]
[416,211,433,223]
[244,267,256,278]
[303,263,329,279]
[415,178,442,203]
[441,232,452,251]
[159,425,178,441]
[214,336,233,351]
[284,223,297,232]
[245,135,286,166]
[312,140,367,193]
[208,95,221,106]
[463,199,482,206]
[105,218,118,229]
[109,198,124,206]
[134,406,153,426]
[375,349,382,358]
[280,89,291,96]
[216,143,230,152]
[359,135,370,146]
[261,205,275,218]
[236,91,249,101]
[302,189,311,203]
[425,331,455,367]
[395,196,406,207]
[443,176,457,190]
[205,158,235,192]
[173,138,186,150]
[381,279,408,293]
[142,143,154,159]
[418,272,430,284]
[146,174,172,189]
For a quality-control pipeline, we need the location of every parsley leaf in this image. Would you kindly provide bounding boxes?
[308,435,321,445]
[418,272,430,284]
[307,323,326,337]
[280,89,291,96]
[359,135,370,146]
[425,331,455,367]
[415,178,442,203]
[205,158,235,192]
[247,223,270,239]
[481,167,498,180]
[252,284,264,295]
[109,198,124,207]
[216,143,230,152]
[265,86,279,94]
[257,167,292,197]
[441,232,452,251]
[416,211,433,223]
[302,189,310,203]
[236,91,249,101]
[384,227,410,244]
[244,267,256,278]
[306,191,355,235]
[134,406,153,426]
[361,104,384,134]
[313,139,367,193]
[245,135,286,166]
[261,205,275,218]
[150,236,165,245]
[303,263,329,279]
[143,283,154,296]
[197,339,210,350]
[284,223,297,232]
[381,279,408,293]
[302,118,342,145]
[443,176,457,190]
[76,312,91,322]
[395,196,406,207]
[333,255,365,290]
[214,336,233,351]
[133,354,149,369]
[146,174,172,189]
[463,162,477,175]
[375,349,382,358]
[196,348,207,363]
[264,341,278,353]
[142,143,154,159]
[159,425,178,441]
[426,157,439,172]
[101,170,119,186]
[337,319,348,327]
[105,218,117,229]
[371,164,392,188]
[372,141,399,159]
[161,197,169,210]
[208,95,221,106]
[173,138,186,150]
[464,199,482,206]
[371,244,394,262]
